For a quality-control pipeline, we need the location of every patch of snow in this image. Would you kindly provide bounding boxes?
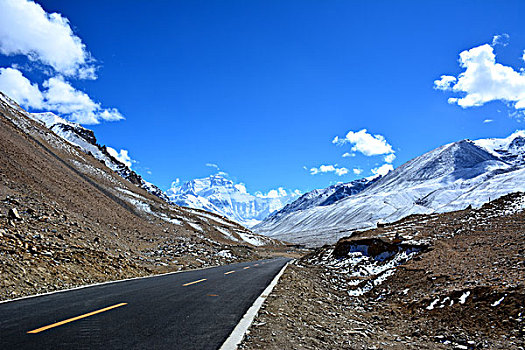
[459,291,470,304]
[426,298,440,310]
[491,296,505,307]
[187,222,204,232]
[217,250,233,258]
[216,227,239,242]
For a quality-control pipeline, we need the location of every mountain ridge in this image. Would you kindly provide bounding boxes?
[254,131,525,246]
[166,174,300,228]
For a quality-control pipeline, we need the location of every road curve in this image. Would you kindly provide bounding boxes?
[0,257,290,349]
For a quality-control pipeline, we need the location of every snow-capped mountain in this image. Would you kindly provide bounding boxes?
[264,176,381,223]
[166,174,300,227]
[28,112,168,201]
[254,131,525,246]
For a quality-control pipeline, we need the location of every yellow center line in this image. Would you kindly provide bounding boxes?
[243,266,250,270]
[27,303,128,334]
[183,278,207,286]
[224,271,235,275]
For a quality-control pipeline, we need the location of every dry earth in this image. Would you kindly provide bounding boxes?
[240,193,525,349]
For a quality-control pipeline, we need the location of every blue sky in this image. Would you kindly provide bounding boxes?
[1,0,524,196]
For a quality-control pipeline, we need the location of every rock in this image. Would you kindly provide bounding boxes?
[8,208,21,220]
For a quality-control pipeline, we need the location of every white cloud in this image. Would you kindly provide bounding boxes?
[434,42,525,111]
[206,163,219,170]
[434,75,456,91]
[255,187,300,199]
[0,67,44,108]
[384,153,396,163]
[353,168,362,175]
[333,129,394,156]
[371,163,394,176]
[335,168,349,176]
[44,76,123,124]
[0,68,123,124]
[0,0,95,78]
[483,119,493,123]
[106,147,133,168]
[342,152,354,158]
[310,164,349,176]
[492,34,509,47]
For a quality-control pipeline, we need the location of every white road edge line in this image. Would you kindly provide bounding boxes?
[220,259,292,350]
[0,259,273,305]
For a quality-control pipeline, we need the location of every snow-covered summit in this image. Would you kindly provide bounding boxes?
[166,174,300,228]
[254,132,525,246]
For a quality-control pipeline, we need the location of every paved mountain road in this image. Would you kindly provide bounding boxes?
[0,257,290,349]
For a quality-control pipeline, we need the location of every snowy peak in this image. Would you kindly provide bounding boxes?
[167,175,299,228]
[381,139,502,186]
[474,130,525,166]
[263,176,380,224]
[175,175,238,197]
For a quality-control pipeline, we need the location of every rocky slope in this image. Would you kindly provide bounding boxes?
[28,111,168,201]
[240,192,525,349]
[167,174,299,227]
[255,132,525,246]
[0,92,288,301]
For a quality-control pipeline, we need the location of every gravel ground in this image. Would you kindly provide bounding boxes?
[240,193,525,349]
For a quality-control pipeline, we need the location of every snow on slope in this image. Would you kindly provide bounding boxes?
[28,112,168,201]
[166,174,299,227]
[254,132,525,246]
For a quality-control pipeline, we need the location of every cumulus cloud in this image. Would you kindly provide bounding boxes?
[371,163,394,176]
[310,164,349,176]
[0,0,95,78]
[256,187,301,199]
[384,153,396,163]
[333,129,394,156]
[492,33,509,47]
[434,41,525,112]
[43,76,123,124]
[0,68,123,124]
[342,152,354,158]
[106,147,133,168]
[0,67,44,108]
[434,75,456,91]
[353,168,362,175]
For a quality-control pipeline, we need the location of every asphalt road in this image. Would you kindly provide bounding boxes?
[0,257,290,350]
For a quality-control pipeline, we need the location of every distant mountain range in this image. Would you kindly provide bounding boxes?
[25,103,525,246]
[166,175,300,227]
[253,131,525,246]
